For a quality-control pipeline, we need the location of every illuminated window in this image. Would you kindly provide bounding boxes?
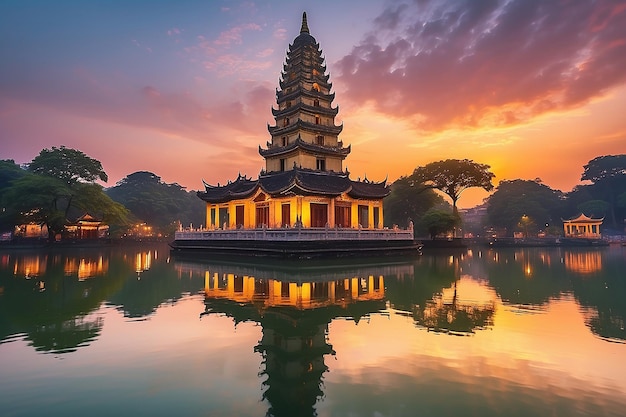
[312,83,320,92]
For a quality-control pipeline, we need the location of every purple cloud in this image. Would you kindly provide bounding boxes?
[335,0,626,130]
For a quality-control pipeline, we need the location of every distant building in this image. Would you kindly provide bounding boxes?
[65,213,109,239]
[563,213,603,238]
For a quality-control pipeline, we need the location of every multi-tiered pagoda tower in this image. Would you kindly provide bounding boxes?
[197,12,388,229]
[171,13,418,258]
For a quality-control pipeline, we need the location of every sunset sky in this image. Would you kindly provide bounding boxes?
[2,0,625,208]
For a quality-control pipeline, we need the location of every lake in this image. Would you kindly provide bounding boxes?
[1,243,625,417]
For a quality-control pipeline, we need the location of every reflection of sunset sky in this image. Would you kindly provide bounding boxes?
[2,1,626,207]
[327,279,626,411]
[2,252,626,415]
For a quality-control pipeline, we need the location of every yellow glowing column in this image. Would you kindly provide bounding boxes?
[351,277,358,299]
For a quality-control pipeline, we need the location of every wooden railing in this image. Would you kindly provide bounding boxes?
[175,227,414,241]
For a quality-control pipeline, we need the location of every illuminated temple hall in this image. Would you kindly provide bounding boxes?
[171,13,418,257]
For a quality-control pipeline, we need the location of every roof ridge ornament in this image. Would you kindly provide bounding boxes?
[300,12,310,34]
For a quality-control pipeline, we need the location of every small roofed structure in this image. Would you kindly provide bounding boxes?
[65,213,109,239]
[563,213,603,238]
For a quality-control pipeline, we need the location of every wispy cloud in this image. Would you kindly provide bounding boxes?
[335,0,626,131]
[214,23,261,47]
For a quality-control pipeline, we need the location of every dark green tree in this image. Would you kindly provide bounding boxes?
[486,179,564,237]
[28,146,108,185]
[0,160,28,230]
[577,200,610,218]
[580,155,626,229]
[2,148,128,239]
[106,171,205,234]
[2,173,72,238]
[383,175,447,234]
[421,208,458,239]
[411,159,495,217]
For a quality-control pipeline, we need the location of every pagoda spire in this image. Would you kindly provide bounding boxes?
[300,12,310,34]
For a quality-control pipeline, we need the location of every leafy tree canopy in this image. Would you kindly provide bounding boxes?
[106,171,204,232]
[577,200,610,218]
[580,154,626,229]
[411,159,494,214]
[581,155,626,184]
[383,175,447,232]
[28,146,108,185]
[1,173,71,236]
[486,179,564,236]
[421,208,458,239]
[0,159,27,191]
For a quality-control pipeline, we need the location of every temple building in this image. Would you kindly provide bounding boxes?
[198,13,388,230]
[562,213,603,238]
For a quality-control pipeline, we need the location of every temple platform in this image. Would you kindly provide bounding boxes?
[169,227,421,259]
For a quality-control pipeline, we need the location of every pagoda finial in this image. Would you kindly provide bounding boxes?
[300,12,310,34]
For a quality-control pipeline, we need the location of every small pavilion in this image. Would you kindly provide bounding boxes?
[562,213,603,238]
[65,213,109,239]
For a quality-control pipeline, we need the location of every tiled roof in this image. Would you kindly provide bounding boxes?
[198,168,389,203]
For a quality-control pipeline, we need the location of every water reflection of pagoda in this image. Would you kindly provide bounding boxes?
[187,261,413,417]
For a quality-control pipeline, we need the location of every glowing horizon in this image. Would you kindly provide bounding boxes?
[1,1,625,208]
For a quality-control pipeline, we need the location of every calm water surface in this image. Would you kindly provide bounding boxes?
[1,243,625,417]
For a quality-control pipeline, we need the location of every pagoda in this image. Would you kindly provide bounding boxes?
[170,13,418,258]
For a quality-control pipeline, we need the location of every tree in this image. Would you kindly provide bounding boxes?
[577,200,610,218]
[0,160,28,230]
[580,155,626,229]
[2,173,72,239]
[421,208,458,239]
[411,159,495,216]
[486,179,564,237]
[106,171,205,234]
[2,147,127,240]
[383,175,448,234]
[28,146,108,185]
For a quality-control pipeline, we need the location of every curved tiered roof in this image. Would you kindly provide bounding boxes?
[259,137,350,158]
[198,168,390,203]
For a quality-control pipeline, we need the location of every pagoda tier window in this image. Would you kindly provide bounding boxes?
[286,101,292,108]
[316,135,324,145]
[282,136,287,146]
[284,117,290,127]
[315,115,321,125]
[316,158,326,171]
[280,158,286,171]
[314,99,320,107]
